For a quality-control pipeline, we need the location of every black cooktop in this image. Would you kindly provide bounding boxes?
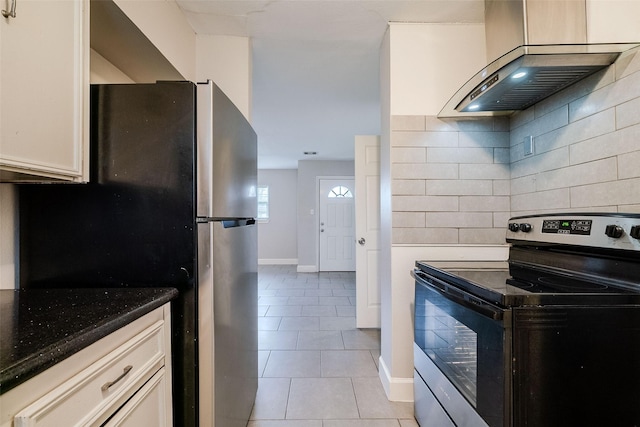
[415,261,640,308]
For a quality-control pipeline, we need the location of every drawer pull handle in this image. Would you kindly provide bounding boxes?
[2,0,16,18]
[101,365,133,391]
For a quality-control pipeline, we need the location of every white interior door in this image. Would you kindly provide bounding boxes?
[355,136,381,328]
[319,179,355,271]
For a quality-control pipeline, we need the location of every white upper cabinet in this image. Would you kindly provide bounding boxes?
[0,0,89,182]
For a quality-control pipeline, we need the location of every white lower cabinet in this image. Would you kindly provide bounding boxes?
[1,305,172,427]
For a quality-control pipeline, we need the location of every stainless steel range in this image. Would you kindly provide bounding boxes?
[413,213,640,427]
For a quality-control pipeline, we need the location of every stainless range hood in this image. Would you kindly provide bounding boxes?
[439,0,639,117]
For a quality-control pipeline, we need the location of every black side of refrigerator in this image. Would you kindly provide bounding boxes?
[19,82,199,426]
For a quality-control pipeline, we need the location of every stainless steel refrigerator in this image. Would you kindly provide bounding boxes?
[18,80,258,427]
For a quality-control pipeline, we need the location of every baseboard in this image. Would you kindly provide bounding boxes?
[296,265,318,273]
[378,355,414,402]
[258,258,298,265]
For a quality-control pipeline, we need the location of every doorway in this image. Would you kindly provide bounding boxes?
[318,178,355,272]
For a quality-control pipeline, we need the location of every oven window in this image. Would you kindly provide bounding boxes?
[415,280,507,427]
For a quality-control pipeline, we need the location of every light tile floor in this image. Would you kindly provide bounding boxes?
[249,265,418,427]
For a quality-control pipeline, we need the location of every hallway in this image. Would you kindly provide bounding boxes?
[249,265,418,427]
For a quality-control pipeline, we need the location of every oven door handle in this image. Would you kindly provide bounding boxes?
[412,269,505,321]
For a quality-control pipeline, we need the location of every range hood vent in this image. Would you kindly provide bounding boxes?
[439,0,639,117]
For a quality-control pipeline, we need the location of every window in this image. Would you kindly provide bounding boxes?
[257,186,269,220]
[327,185,353,198]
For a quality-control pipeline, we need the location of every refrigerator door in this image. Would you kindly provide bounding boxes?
[196,81,257,220]
[198,220,258,427]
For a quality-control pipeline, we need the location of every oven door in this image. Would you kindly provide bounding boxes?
[413,269,511,427]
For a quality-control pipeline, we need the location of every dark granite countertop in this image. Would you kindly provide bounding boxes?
[0,287,178,395]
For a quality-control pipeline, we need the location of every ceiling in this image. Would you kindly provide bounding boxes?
[175,0,485,169]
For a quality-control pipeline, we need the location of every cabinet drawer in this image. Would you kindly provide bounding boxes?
[103,367,169,427]
[14,320,166,427]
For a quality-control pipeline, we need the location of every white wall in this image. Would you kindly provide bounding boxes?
[297,160,355,272]
[587,0,640,43]
[258,169,298,264]
[390,23,486,116]
[197,35,252,122]
[114,0,196,81]
[90,49,135,83]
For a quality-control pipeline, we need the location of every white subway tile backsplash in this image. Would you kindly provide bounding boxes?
[391,115,426,131]
[510,175,536,195]
[392,212,426,228]
[392,131,458,148]
[570,68,640,122]
[460,196,510,212]
[460,163,510,180]
[428,147,494,164]
[511,147,570,179]
[494,117,510,132]
[510,107,535,131]
[531,108,615,158]
[459,228,506,244]
[459,132,510,148]
[390,50,640,245]
[423,117,500,132]
[618,151,640,179]
[616,96,640,129]
[536,158,618,191]
[570,178,640,208]
[392,163,458,180]
[425,212,493,228]
[392,147,426,163]
[493,180,511,196]
[446,118,497,132]
[426,180,492,196]
[510,207,612,217]
[424,117,460,131]
[392,179,426,196]
[510,105,568,147]
[392,195,458,212]
[392,228,458,244]
[511,188,570,212]
[390,113,513,244]
[493,211,512,228]
[569,123,640,165]
[494,148,510,164]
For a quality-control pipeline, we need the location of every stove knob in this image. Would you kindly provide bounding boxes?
[630,225,640,240]
[605,224,624,238]
[519,223,532,233]
[508,223,520,232]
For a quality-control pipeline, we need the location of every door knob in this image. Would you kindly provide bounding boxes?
[321,229,324,233]
[358,238,365,245]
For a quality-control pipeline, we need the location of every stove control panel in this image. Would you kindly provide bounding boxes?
[506,214,640,251]
[542,219,592,235]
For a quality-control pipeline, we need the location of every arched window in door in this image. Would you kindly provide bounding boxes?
[327,185,353,198]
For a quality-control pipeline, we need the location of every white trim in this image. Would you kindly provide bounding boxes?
[258,258,298,265]
[296,265,318,273]
[378,355,414,402]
